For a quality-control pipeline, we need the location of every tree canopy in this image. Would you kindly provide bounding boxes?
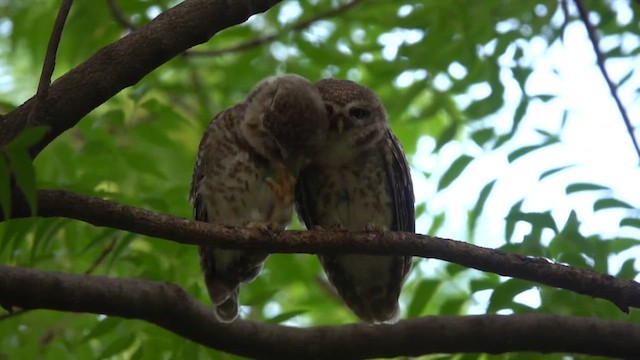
[1,0,639,358]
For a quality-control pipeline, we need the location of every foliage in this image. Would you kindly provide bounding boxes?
[1,0,639,358]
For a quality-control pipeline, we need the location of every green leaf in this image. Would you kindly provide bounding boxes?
[470,128,495,147]
[538,165,574,181]
[0,155,11,217]
[487,279,533,313]
[531,94,556,102]
[507,139,559,163]
[427,213,445,235]
[468,180,496,239]
[609,237,640,254]
[415,202,426,218]
[407,279,439,317]
[470,275,500,293]
[617,259,637,280]
[98,333,136,359]
[565,183,610,194]
[5,126,48,150]
[242,288,279,306]
[440,297,466,315]
[593,198,634,211]
[5,148,37,214]
[505,209,558,236]
[548,211,591,260]
[437,154,473,191]
[82,317,122,342]
[617,70,634,87]
[434,122,458,152]
[620,218,640,229]
[505,199,524,242]
[266,309,307,323]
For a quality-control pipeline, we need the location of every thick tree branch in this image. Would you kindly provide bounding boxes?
[1,265,639,358]
[0,0,282,157]
[573,0,640,161]
[22,189,640,313]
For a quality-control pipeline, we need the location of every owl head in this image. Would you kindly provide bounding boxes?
[314,79,389,165]
[241,74,328,171]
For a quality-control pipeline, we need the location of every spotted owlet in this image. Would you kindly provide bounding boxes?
[190,74,328,322]
[295,79,415,323]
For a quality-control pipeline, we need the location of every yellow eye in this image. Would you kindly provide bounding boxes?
[349,108,370,120]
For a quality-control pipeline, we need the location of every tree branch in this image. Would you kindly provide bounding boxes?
[18,189,640,313]
[0,234,117,321]
[573,0,640,162]
[186,0,363,57]
[29,0,74,124]
[1,265,639,358]
[0,0,282,157]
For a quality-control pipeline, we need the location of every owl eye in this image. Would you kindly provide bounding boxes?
[325,104,334,116]
[349,108,370,120]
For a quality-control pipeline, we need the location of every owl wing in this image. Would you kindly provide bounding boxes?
[382,129,415,278]
[384,129,415,233]
[190,109,226,222]
[294,165,320,229]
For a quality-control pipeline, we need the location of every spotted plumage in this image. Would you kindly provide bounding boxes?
[191,74,328,322]
[295,79,415,323]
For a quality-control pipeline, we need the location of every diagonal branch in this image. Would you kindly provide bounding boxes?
[573,0,640,161]
[1,265,639,358]
[18,189,640,313]
[29,0,74,125]
[186,0,363,57]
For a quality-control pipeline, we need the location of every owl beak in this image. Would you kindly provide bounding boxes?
[336,118,345,135]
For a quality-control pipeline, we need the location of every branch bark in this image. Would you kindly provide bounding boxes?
[23,189,640,313]
[0,0,282,157]
[1,265,639,358]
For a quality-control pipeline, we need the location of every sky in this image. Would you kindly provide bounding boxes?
[406,3,640,311]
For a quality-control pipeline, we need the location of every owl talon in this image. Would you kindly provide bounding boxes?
[245,222,282,235]
[364,224,387,233]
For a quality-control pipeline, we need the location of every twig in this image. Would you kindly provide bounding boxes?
[187,0,363,57]
[29,0,74,125]
[573,0,640,161]
[17,189,640,313]
[106,0,137,32]
[1,265,640,358]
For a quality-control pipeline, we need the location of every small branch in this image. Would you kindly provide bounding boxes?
[573,0,640,161]
[1,265,639,358]
[187,0,363,57]
[83,236,117,275]
[18,189,640,313]
[106,0,137,32]
[29,0,74,125]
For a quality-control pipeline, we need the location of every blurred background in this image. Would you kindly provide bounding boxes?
[1,0,639,358]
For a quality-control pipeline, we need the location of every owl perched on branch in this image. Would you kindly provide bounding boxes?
[190,74,328,322]
[296,79,415,323]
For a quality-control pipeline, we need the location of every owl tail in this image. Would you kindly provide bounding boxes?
[201,268,241,322]
[214,289,240,322]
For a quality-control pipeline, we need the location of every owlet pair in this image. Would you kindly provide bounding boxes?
[190,75,415,324]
